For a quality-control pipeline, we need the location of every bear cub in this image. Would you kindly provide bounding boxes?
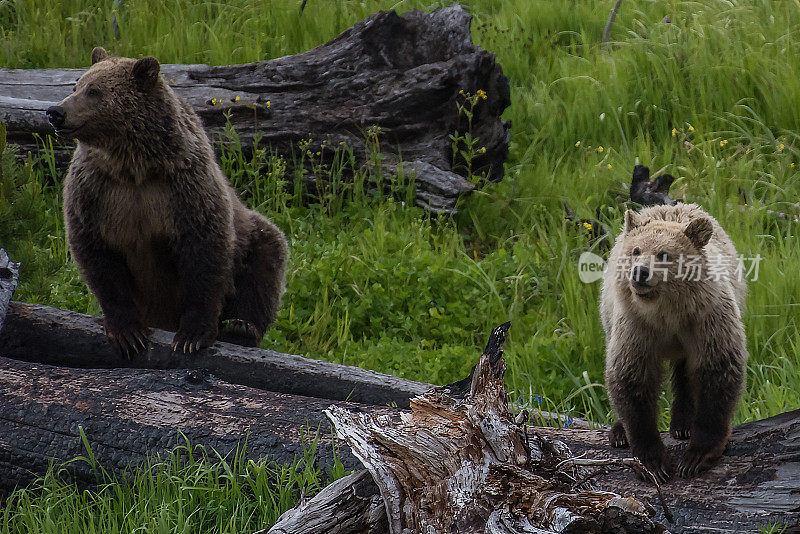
[47,47,288,355]
[601,203,747,481]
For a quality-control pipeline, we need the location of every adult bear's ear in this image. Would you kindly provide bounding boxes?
[132,56,160,88]
[684,217,713,249]
[624,209,640,233]
[91,46,109,65]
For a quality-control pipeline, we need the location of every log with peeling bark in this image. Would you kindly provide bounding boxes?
[0,5,510,213]
[0,355,362,495]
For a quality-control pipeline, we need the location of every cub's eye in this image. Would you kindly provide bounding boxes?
[87,88,101,98]
[632,247,641,256]
[657,251,669,262]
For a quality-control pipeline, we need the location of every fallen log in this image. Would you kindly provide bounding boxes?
[0,301,430,407]
[266,324,800,534]
[0,5,510,213]
[0,355,362,495]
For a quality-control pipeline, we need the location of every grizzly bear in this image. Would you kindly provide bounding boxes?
[600,203,747,481]
[46,47,288,356]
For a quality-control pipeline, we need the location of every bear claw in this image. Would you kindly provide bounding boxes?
[609,422,629,448]
[172,326,217,354]
[106,325,150,359]
[634,446,673,484]
[670,427,691,440]
[678,448,718,478]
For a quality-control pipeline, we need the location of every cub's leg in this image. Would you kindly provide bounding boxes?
[605,332,671,482]
[670,359,694,440]
[220,213,288,347]
[678,312,747,477]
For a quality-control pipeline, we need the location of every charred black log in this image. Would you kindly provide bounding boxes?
[0,6,510,213]
[0,301,430,407]
[0,356,362,495]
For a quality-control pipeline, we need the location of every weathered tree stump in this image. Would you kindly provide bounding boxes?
[0,5,510,213]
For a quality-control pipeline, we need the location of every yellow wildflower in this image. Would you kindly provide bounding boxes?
[583,222,593,231]
[476,89,487,100]
[791,162,796,168]
[671,128,677,136]
[478,146,487,154]
[459,89,464,95]
[779,143,785,152]
[267,100,271,108]
[575,141,581,147]
[688,125,695,132]
[720,139,728,147]
[211,98,217,105]
[598,146,604,152]
[234,95,240,102]
[607,163,612,169]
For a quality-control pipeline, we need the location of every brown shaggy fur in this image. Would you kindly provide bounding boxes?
[55,47,288,355]
[600,203,747,481]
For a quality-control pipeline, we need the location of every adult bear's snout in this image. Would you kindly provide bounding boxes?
[46,106,66,128]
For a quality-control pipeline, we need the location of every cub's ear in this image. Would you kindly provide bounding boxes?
[132,56,160,88]
[684,217,713,249]
[624,209,640,233]
[91,46,109,65]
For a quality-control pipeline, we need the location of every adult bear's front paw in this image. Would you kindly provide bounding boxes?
[105,319,150,359]
[172,322,218,354]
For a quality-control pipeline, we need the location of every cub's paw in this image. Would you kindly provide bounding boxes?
[172,325,217,354]
[678,447,720,478]
[105,321,150,359]
[609,421,629,448]
[219,319,261,348]
[669,421,692,440]
[633,445,673,484]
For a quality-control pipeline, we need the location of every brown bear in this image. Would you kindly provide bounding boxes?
[600,203,747,481]
[46,47,288,356]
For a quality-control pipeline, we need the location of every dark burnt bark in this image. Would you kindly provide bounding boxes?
[0,6,510,213]
[0,301,430,407]
[0,355,362,495]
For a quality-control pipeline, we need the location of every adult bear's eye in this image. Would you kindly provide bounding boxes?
[632,247,641,256]
[87,87,101,98]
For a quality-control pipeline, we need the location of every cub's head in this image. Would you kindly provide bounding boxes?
[46,47,164,148]
[618,209,713,301]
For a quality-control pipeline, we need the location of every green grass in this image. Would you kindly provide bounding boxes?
[1,0,799,529]
[1,437,345,534]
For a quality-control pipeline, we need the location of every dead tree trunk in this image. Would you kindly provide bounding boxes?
[0,355,362,495]
[0,5,510,213]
